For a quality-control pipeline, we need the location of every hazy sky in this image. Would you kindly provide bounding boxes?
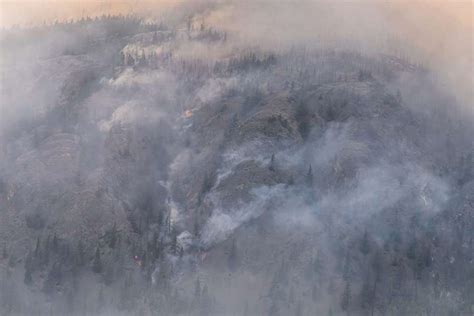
[0,0,470,28]
[0,0,472,109]
[0,1,176,27]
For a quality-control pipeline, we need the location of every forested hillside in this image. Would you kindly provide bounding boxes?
[0,10,473,316]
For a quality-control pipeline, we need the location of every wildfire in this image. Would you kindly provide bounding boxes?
[184,110,193,118]
[133,255,143,267]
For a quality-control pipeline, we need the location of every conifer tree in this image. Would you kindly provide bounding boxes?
[2,245,7,259]
[341,281,351,315]
[24,252,33,285]
[269,154,276,172]
[92,246,102,274]
[228,238,238,271]
[306,165,314,187]
[34,237,41,257]
[360,230,371,256]
[194,277,201,301]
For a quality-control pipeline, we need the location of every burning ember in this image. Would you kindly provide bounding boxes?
[133,255,143,267]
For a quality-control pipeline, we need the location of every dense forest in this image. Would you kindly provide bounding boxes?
[0,7,473,316]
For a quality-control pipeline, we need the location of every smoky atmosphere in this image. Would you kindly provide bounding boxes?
[0,1,473,315]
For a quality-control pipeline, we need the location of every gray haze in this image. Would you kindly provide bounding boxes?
[0,1,473,315]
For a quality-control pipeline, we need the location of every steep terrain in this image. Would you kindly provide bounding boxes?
[0,16,473,316]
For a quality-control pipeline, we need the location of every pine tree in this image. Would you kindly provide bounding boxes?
[158,258,170,292]
[52,233,59,253]
[170,227,179,255]
[268,301,280,316]
[104,264,115,285]
[141,250,147,269]
[44,234,51,253]
[396,89,402,104]
[306,165,313,187]
[76,239,85,266]
[295,301,303,316]
[2,245,7,259]
[108,223,118,249]
[312,283,318,301]
[127,54,135,66]
[341,281,351,315]
[194,277,201,301]
[151,232,161,260]
[97,286,105,313]
[287,175,295,186]
[228,238,238,271]
[269,154,276,172]
[360,277,372,309]
[34,237,41,257]
[8,254,16,267]
[243,302,250,316]
[296,102,311,140]
[369,250,382,316]
[66,289,74,313]
[288,286,295,306]
[43,262,62,294]
[138,51,147,67]
[92,246,102,274]
[360,230,371,256]
[42,240,50,266]
[199,284,212,316]
[313,252,324,277]
[194,217,200,238]
[24,252,33,285]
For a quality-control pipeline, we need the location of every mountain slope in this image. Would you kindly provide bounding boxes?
[0,16,473,316]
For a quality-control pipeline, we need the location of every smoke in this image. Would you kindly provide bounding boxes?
[201,184,286,246]
[202,0,472,110]
[2,1,470,108]
[0,1,472,315]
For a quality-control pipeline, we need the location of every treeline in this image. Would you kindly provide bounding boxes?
[0,15,168,59]
[1,14,166,35]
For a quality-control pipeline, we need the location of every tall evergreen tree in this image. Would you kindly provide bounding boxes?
[360,230,371,256]
[24,252,33,285]
[92,246,102,274]
[269,154,276,172]
[34,237,41,258]
[194,277,201,301]
[306,165,314,187]
[341,281,351,315]
[2,245,7,259]
[228,238,238,271]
